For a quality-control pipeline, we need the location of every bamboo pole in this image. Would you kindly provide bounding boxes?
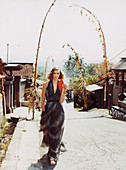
[32,0,57,119]
[62,43,88,110]
[70,4,110,110]
[71,4,108,75]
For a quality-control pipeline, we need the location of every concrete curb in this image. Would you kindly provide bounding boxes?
[1,120,26,170]
[1,116,41,170]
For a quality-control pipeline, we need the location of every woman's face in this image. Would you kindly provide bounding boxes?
[53,69,60,80]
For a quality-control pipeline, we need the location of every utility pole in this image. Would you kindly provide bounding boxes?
[7,44,9,64]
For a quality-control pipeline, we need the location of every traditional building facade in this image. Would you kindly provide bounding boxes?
[0,59,33,115]
[112,57,126,106]
[110,57,126,118]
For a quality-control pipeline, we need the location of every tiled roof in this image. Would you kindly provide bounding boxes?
[4,64,23,70]
[4,63,33,78]
[112,57,126,71]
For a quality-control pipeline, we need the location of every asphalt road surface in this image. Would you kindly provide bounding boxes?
[50,102,126,170]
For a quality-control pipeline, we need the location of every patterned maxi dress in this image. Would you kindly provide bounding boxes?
[40,80,65,159]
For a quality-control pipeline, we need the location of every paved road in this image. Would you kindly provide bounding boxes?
[1,102,126,170]
[37,102,126,170]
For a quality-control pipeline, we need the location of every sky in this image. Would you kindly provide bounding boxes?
[0,0,126,68]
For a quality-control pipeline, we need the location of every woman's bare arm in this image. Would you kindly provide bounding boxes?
[60,84,67,103]
[41,82,48,111]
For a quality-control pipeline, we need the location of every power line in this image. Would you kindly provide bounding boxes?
[109,49,126,62]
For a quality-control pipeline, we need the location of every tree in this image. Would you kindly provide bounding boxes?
[37,65,44,80]
[85,75,98,85]
[63,54,86,78]
[85,63,98,77]
[96,61,114,80]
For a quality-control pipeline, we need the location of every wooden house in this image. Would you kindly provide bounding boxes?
[110,57,126,118]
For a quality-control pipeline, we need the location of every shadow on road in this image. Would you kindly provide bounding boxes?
[28,154,56,170]
[108,117,126,122]
[67,115,104,121]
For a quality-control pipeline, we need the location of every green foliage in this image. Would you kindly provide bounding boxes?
[63,53,114,99]
[0,117,16,166]
[37,65,44,80]
[85,75,98,85]
[73,75,85,94]
[63,54,86,78]
[85,63,98,77]
[69,78,74,84]
[63,54,100,79]
[0,116,7,130]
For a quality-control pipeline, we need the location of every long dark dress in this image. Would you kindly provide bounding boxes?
[40,80,65,159]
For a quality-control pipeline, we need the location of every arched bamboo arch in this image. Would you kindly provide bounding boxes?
[32,0,109,118]
[71,4,108,75]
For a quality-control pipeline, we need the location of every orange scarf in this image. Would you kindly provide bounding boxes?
[58,79,64,91]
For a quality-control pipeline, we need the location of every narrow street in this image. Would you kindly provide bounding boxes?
[38,102,126,170]
[1,102,126,170]
[0,1,126,170]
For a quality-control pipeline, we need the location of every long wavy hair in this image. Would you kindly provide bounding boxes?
[47,67,64,80]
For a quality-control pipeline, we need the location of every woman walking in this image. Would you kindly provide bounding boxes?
[40,67,67,166]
